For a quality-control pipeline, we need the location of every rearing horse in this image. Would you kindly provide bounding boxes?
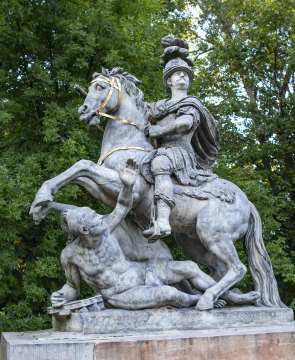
[31,67,285,310]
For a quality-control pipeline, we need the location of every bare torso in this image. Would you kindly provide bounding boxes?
[62,234,146,298]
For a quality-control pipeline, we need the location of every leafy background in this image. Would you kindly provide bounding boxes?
[1,0,294,332]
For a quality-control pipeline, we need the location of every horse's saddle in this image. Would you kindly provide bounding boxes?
[173,177,236,204]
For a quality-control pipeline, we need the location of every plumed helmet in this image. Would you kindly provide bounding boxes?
[160,35,194,93]
[163,58,194,92]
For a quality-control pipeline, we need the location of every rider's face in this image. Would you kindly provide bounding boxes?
[167,71,190,91]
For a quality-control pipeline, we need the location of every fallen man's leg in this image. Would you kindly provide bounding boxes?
[164,260,260,307]
[104,285,226,310]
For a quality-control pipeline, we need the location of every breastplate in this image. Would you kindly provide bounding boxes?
[156,112,194,150]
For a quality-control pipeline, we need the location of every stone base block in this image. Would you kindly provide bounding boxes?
[2,325,295,360]
[52,305,294,334]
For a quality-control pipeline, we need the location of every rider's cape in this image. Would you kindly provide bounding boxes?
[141,96,219,185]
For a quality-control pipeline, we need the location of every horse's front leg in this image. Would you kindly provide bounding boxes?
[71,177,117,208]
[30,201,80,224]
[33,160,121,207]
[30,175,120,224]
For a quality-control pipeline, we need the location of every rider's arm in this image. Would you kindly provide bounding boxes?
[149,114,194,137]
[105,159,139,233]
[148,106,200,138]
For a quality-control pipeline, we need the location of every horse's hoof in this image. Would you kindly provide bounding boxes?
[246,291,261,303]
[34,192,53,207]
[196,295,214,311]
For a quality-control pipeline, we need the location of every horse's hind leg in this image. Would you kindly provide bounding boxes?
[195,203,250,310]
[196,237,248,310]
[174,232,227,281]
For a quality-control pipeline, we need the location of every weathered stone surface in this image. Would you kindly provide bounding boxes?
[0,332,94,360]
[2,324,295,360]
[29,35,286,314]
[47,295,104,316]
[93,325,295,360]
[43,162,262,314]
[52,306,294,334]
[52,313,83,332]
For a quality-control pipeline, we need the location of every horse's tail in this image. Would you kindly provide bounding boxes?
[244,202,286,308]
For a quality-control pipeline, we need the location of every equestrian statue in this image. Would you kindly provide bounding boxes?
[30,35,285,311]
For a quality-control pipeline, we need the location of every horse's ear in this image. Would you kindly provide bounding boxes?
[102,67,110,78]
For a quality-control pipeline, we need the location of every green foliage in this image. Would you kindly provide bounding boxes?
[0,0,187,332]
[1,0,294,334]
[188,0,295,305]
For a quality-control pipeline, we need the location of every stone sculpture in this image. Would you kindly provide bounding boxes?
[30,35,285,311]
[142,36,219,241]
[50,158,261,310]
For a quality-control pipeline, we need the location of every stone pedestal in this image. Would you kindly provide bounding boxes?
[1,307,294,360]
[52,305,294,334]
[2,325,295,360]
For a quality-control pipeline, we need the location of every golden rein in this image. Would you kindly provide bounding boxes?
[91,75,150,132]
[91,75,152,165]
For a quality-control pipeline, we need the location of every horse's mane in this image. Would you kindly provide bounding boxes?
[92,67,147,111]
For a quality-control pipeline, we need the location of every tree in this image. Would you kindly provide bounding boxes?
[187,0,295,303]
[0,0,189,332]
[2,0,294,334]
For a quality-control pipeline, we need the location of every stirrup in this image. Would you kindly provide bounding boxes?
[149,228,171,243]
[143,218,160,242]
[148,220,161,243]
[143,220,171,243]
[144,186,174,243]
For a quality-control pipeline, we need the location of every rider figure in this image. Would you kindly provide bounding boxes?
[141,35,220,240]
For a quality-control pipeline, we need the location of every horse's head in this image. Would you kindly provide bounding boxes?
[78,67,148,126]
[78,68,121,126]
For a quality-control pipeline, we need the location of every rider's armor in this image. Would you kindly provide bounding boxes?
[141,98,215,187]
[141,96,219,241]
[141,96,219,186]
[141,35,219,241]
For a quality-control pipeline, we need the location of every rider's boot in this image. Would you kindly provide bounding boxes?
[143,199,173,240]
[143,174,175,240]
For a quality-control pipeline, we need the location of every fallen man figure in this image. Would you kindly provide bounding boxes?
[51,158,260,310]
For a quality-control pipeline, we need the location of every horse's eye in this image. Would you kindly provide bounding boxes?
[96,82,106,90]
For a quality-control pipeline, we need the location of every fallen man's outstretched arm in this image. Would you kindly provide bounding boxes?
[30,201,79,225]
[106,158,139,233]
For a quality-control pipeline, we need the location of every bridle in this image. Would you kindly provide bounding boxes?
[91,75,151,131]
[90,75,152,165]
